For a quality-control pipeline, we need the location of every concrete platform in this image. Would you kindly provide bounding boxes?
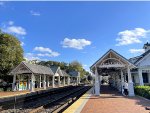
[63,87,93,113]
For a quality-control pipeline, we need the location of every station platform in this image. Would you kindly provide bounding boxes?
[63,86,93,113]
[0,85,67,99]
[64,85,150,113]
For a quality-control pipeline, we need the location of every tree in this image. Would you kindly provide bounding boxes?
[37,60,90,79]
[69,60,82,70]
[0,31,24,81]
[69,61,86,78]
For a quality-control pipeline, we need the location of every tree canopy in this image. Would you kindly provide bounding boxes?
[37,60,90,78]
[0,31,24,76]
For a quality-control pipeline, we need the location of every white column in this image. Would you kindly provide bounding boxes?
[58,76,60,87]
[52,76,55,88]
[30,73,35,92]
[47,76,50,87]
[78,76,80,84]
[43,74,46,89]
[127,66,135,96]
[138,69,144,86]
[148,73,150,83]
[39,75,42,88]
[12,74,16,91]
[63,76,65,86]
[121,69,124,94]
[67,76,70,85]
[76,77,78,85]
[27,75,30,90]
[95,67,100,96]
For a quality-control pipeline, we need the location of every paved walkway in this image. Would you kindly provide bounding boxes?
[81,85,150,113]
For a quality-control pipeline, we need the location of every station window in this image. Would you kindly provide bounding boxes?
[142,73,148,83]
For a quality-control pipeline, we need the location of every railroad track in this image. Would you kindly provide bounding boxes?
[30,86,91,113]
[0,85,91,113]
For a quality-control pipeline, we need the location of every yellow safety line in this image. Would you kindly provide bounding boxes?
[63,87,93,113]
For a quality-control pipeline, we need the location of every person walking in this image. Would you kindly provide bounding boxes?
[123,81,128,96]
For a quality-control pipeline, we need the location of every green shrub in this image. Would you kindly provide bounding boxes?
[134,86,150,99]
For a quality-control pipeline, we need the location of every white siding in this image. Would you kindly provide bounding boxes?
[138,53,150,67]
[131,73,139,84]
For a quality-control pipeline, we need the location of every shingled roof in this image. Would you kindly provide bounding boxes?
[10,62,54,75]
[50,66,59,74]
[134,49,150,65]
[68,70,80,77]
[61,70,70,76]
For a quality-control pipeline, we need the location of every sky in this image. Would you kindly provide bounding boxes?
[1,1,150,71]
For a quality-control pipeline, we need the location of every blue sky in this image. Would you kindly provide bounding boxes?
[1,1,150,71]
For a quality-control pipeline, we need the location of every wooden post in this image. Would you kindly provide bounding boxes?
[30,73,35,92]
[27,75,30,90]
[39,75,42,88]
[47,76,50,87]
[58,76,60,87]
[52,76,55,88]
[67,76,70,85]
[63,76,65,86]
[43,74,46,89]
[12,74,16,91]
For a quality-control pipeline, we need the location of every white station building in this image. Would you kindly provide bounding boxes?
[91,42,150,96]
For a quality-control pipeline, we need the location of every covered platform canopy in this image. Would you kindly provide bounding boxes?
[68,70,80,85]
[90,49,136,96]
[10,62,54,92]
[10,62,81,92]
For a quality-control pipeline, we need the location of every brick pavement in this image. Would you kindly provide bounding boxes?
[81,85,150,113]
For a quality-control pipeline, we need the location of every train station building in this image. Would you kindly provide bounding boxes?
[10,62,80,92]
[91,42,150,96]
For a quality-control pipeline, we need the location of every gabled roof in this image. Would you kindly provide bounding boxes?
[50,66,59,74]
[90,49,136,70]
[10,62,54,75]
[134,49,150,65]
[68,70,80,77]
[129,56,142,64]
[61,70,70,76]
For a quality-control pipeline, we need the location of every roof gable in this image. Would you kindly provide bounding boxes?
[135,49,150,65]
[10,62,54,75]
[68,70,79,77]
[90,49,136,70]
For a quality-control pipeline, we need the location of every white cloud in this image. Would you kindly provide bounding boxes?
[2,21,26,36]
[50,51,60,57]
[20,41,25,46]
[129,49,145,54]
[116,28,150,46]
[24,53,40,61]
[83,64,87,67]
[30,10,41,16]
[61,38,91,50]
[8,21,14,25]
[3,26,26,35]
[34,47,52,53]
[34,46,60,57]
[37,52,60,57]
